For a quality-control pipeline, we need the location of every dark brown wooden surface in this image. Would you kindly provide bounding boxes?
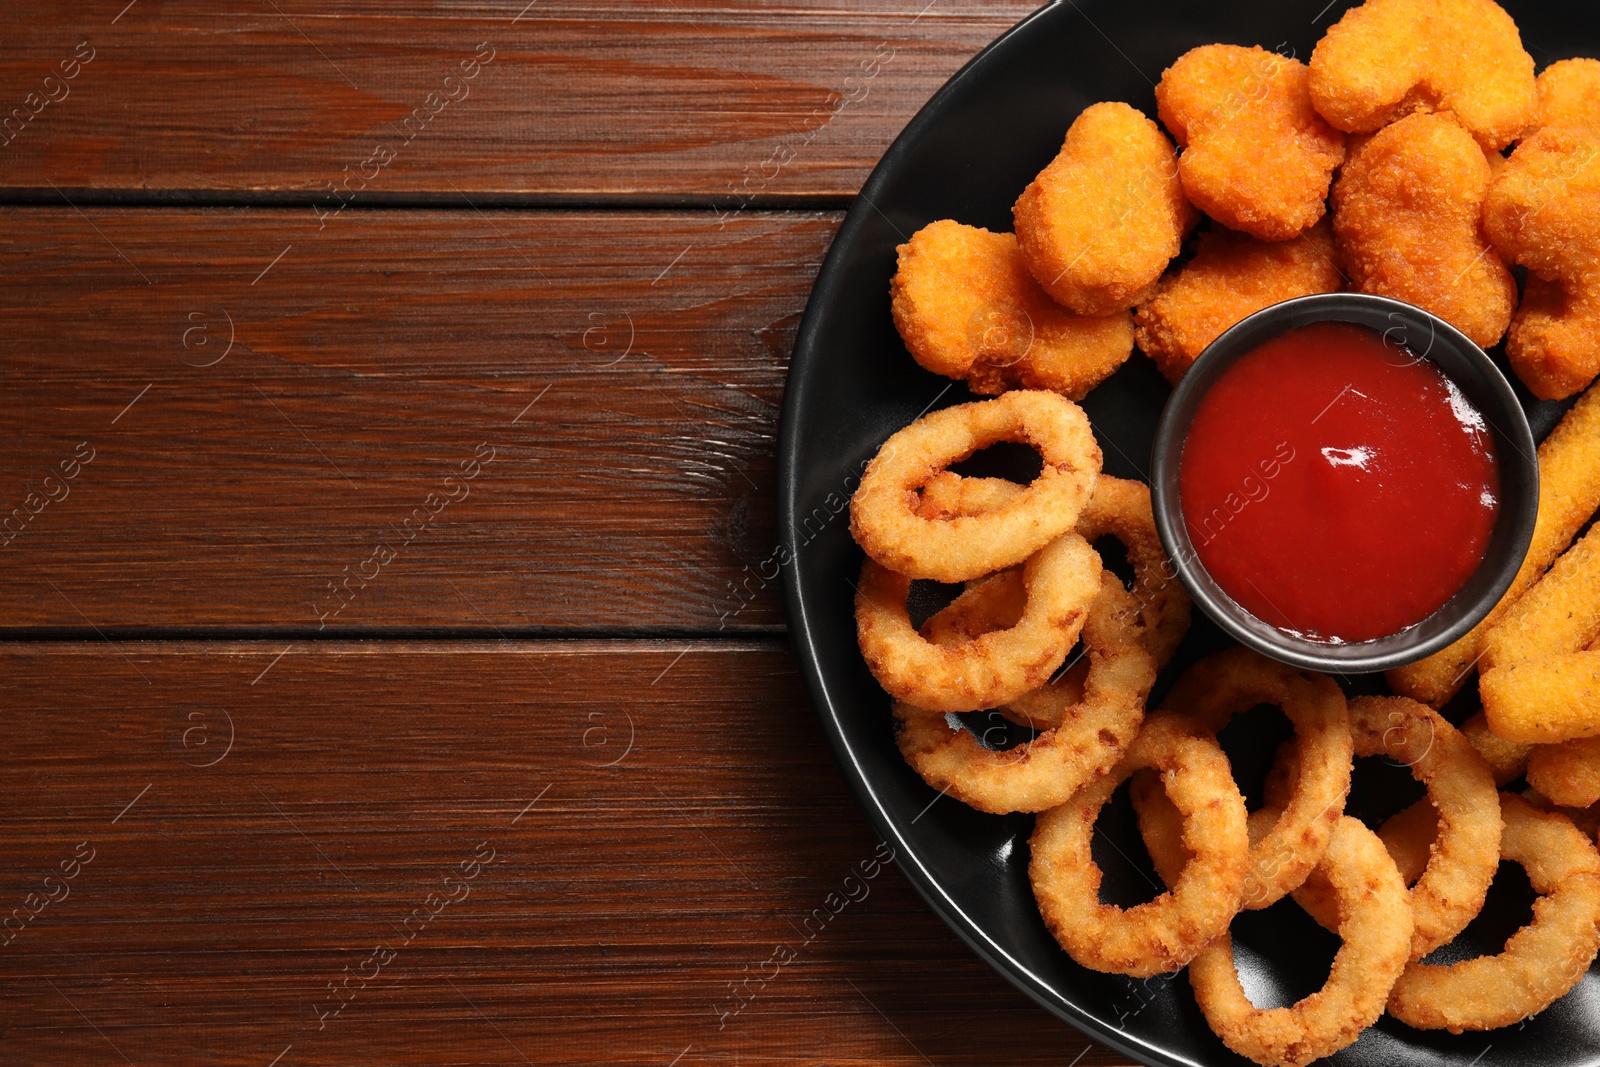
[0,207,829,633]
[0,0,1036,202]
[0,3,1136,1065]
[0,644,1125,1066]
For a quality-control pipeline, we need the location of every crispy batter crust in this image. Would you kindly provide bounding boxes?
[1030,714,1249,977]
[1134,222,1344,383]
[1387,794,1600,1032]
[1308,0,1535,151]
[889,220,1135,399]
[1013,102,1197,316]
[1485,127,1600,399]
[1157,45,1346,240]
[1332,111,1516,350]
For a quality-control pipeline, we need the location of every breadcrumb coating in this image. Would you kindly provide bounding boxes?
[1309,0,1535,151]
[889,220,1135,399]
[1485,126,1600,399]
[1013,102,1197,316]
[1332,111,1516,349]
[1134,221,1344,383]
[1157,45,1346,241]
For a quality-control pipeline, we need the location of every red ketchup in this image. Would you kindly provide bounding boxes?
[1179,321,1501,644]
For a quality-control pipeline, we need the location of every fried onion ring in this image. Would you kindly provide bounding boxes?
[1162,647,1352,908]
[1387,793,1600,1032]
[1029,713,1248,976]
[1183,815,1412,1067]
[855,534,1100,713]
[894,572,1155,814]
[850,390,1102,582]
[1284,698,1502,959]
[913,472,1189,677]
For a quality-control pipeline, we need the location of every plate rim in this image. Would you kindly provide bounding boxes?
[775,3,1197,1064]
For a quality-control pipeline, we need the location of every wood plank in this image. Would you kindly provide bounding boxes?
[0,207,830,632]
[0,641,1129,1066]
[0,0,1037,201]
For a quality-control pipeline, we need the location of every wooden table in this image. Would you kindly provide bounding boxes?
[0,3,1134,1063]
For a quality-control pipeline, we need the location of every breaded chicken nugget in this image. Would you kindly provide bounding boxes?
[1524,58,1600,138]
[1332,112,1516,349]
[889,220,1135,400]
[1013,102,1198,316]
[1528,739,1600,809]
[1134,222,1345,383]
[1156,45,1346,241]
[1484,127,1600,399]
[1308,0,1535,152]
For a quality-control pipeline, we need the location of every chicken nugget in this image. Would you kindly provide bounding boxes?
[1528,739,1600,809]
[1156,45,1346,241]
[1484,127,1600,399]
[1133,222,1345,384]
[1308,0,1535,152]
[1013,101,1197,316]
[1332,112,1516,349]
[1524,58,1600,139]
[889,220,1135,400]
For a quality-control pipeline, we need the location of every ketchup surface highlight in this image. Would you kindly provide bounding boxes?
[1179,321,1500,644]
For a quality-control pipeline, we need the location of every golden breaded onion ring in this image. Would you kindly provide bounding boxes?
[849,390,1101,582]
[1388,793,1600,1032]
[915,472,1189,682]
[1164,812,1413,1067]
[1293,698,1502,960]
[893,572,1155,814]
[1029,713,1248,977]
[1162,647,1352,909]
[854,533,1100,713]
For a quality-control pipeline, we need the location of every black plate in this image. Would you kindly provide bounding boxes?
[777,2,1600,1065]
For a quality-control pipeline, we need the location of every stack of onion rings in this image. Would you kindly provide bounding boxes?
[894,572,1157,814]
[1286,698,1502,959]
[855,532,1100,713]
[1161,647,1353,908]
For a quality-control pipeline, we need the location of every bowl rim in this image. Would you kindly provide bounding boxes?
[1148,291,1539,674]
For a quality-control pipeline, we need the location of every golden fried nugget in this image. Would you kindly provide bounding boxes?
[1483,652,1600,744]
[1484,127,1600,399]
[1528,739,1600,809]
[1332,112,1516,349]
[1524,58,1600,139]
[1134,222,1344,383]
[888,220,1135,400]
[1308,0,1535,151]
[1388,381,1600,706]
[1014,102,1198,316]
[1463,711,1533,786]
[1156,45,1346,240]
[1483,522,1600,671]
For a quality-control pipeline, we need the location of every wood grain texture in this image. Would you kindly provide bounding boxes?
[0,642,1128,1066]
[0,0,1038,202]
[0,207,833,633]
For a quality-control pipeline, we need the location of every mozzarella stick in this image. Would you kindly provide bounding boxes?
[1387,383,1600,705]
[1482,522,1600,670]
[1483,652,1600,742]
